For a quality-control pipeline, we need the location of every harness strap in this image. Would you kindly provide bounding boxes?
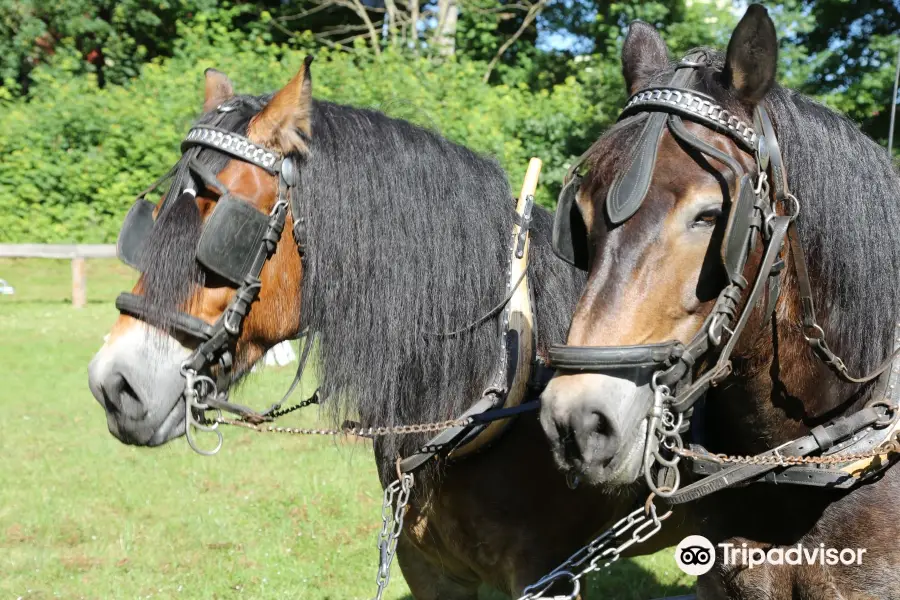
[116,292,215,341]
[665,406,883,504]
[668,217,790,413]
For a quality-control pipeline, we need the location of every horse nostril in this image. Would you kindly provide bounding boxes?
[574,408,617,467]
[100,382,122,415]
[102,372,147,420]
[561,429,582,469]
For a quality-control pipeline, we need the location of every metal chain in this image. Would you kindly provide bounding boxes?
[675,434,900,467]
[373,472,414,600]
[517,497,672,600]
[214,416,474,437]
[643,378,683,497]
[265,395,321,420]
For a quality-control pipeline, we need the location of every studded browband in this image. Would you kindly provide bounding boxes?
[620,87,758,153]
[182,126,282,173]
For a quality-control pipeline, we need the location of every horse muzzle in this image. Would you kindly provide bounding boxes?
[88,326,190,446]
[540,371,652,486]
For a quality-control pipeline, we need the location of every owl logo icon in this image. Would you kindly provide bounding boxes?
[675,535,716,575]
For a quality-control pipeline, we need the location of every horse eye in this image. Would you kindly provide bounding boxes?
[692,207,722,228]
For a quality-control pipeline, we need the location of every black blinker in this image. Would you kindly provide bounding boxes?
[552,175,590,270]
[116,197,157,270]
[196,196,271,286]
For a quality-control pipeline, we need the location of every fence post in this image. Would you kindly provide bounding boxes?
[72,256,87,308]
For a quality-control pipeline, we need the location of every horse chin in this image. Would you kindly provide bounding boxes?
[100,390,186,447]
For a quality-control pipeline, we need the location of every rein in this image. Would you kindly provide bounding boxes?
[548,53,900,502]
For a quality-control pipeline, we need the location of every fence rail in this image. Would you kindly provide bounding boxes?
[0,243,116,259]
[0,244,117,308]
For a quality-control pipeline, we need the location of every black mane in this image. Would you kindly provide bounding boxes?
[298,100,583,469]
[586,49,900,386]
[139,94,585,475]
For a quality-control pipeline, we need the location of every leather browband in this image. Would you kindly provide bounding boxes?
[182,126,282,173]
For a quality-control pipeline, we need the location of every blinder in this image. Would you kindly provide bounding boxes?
[197,196,272,286]
[116,197,156,270]
[551,174,589,270]
[550,51,761,273]
[116,151,286,289]
[721,174,756,284]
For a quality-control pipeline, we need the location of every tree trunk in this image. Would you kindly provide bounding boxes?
[434,0,458,57]
[408,0,420,52]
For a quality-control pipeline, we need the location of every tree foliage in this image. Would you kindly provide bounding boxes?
[0,0,897,242]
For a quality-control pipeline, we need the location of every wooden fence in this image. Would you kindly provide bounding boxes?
[0,244,116,308]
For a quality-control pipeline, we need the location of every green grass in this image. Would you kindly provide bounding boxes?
[0,259,693,599]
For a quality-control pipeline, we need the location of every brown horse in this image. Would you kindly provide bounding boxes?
[541,5,900,599]
[86,62,682,598]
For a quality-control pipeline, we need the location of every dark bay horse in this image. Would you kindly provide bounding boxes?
[85,61,678,598]
[541,5,900,599]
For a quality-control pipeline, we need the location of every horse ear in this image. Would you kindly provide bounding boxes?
[250,56,314,155]
[622,21,669,96]
[722,4,777,105]
[203,69,234,113]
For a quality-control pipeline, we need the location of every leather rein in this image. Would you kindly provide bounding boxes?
[548,54,900,503]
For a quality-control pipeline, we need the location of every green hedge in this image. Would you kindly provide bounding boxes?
[0,15,621,243]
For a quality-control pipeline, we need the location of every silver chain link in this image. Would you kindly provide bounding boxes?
[643,378,683,498]
[517,497,672,600]
[373,472,414,600]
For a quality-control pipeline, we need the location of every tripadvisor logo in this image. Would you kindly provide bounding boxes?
[675,536,868,575]
[721,542,867,569]
[675,535,716,576]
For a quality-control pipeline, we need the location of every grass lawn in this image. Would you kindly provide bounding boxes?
[0,258,693,599]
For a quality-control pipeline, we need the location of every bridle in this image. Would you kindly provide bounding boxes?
[111,100,550,600]
[112,100,545,465]
[548,52,900,501]
[114,100,312,455]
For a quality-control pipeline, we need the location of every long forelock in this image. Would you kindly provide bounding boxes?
[138,94,272,328]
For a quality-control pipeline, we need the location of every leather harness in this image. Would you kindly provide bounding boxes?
[548,52,900,501]
[113,102,543,464]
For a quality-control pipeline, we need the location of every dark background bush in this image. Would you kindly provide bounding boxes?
[0,1,897,242]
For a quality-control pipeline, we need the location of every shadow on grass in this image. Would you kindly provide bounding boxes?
[394,557,694,599]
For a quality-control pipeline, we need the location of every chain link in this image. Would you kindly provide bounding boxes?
[215,416,474,437]
[373,473,414,600]
[675,435,900,467]
[265,395,321,420]
[517,497,672,600]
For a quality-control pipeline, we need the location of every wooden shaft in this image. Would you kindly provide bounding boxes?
[450,157,541,460]
[516,157,543,211]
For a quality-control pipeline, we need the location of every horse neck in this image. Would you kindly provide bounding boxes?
[701,88,900,455]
